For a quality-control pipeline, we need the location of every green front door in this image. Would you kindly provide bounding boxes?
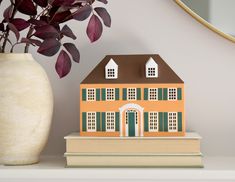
[128,112,135,137]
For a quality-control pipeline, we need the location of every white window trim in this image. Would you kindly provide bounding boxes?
[87,112,96,132]
[148,88,158,101]
[127,88,137,101]
[106,88,115,101]
[147,67,157,78]
[86,88,96,101]
[168,88,177,101]
[168,112,178,132]
[149,112,159,132]
[106,112,115,132]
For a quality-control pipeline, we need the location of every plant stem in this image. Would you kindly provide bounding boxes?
[2,4,17,53]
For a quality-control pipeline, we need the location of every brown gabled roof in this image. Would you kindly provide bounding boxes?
[81,54,184,84]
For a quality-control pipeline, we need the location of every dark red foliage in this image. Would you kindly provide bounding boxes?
[86,14,103,42]
[94,7,111,27]
[11,18,30,31]
[55,50,72,78]
[0,0,111,78]
[63,43,80,63]
[37,38,61,56]
[34,25,59,39]
[15,0,37,15]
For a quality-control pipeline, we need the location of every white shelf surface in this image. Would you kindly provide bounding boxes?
[0,156,235,181]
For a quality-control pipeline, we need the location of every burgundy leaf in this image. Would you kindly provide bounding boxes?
[33,0,47,7]
[40,16,49,23]
[34,25,59,39]
[86,14,103,42]
[94,7,111,27]
[3,5,13,21]
[73,5,92,21]
[15,0,37,15]
[97,0,108,4]
[37,38,61,56]
[0,23,4,31]
[63,43,80,63]
[11,18,30,31]
[28,18,47,26]
[51,10,72,23]
[55,50,72,78]
[8,23,20,41]
[51,0,75,6]
[61,25,76,40]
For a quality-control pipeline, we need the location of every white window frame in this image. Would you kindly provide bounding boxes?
[168,112,177,132]
[127,88,137,100]
[106,88,115,101]
[149,112,158,132]
[87,112,96,132]
[168,88,177,101]
[106,112,115,132]
[147,67,157,77]
[148,88,158,101]
[107,68,115,78]
[87,88,96,101]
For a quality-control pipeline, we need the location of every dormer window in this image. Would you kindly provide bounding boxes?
[146,57,158,78]
[105,58,118,79]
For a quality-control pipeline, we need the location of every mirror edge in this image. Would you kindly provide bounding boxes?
[174,0,235,43]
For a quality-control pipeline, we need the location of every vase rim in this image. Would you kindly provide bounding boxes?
[0,53,34,60]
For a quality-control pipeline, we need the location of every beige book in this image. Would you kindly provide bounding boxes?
[65,153,203,167]
[65,132,201,154]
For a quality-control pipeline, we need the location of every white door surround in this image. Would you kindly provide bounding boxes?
[119,103,144,137]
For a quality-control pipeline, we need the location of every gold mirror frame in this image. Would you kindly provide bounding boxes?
[175,0,235,43]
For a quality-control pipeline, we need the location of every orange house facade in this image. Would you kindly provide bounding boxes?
[80,55,185,137]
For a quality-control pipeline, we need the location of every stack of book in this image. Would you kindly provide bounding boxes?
[64,132,203,167]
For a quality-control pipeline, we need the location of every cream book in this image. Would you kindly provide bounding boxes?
[65,153,203,167]
[65,132,201,154]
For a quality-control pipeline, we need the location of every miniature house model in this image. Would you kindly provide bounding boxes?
[80,55,185,137]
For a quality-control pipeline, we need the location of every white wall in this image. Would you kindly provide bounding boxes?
[1,0,235,156]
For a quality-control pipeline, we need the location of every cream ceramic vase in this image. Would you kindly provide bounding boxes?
[0,53,53,165]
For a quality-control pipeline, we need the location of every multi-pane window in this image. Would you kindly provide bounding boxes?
[168,88,177,100]
[147,67,156,77]
[127,88,136,100]
[87,88,96,101]
[149,88,158,100]
[87,112,96,132]
[149,112,158,132]
[107,69,115,78]
[106,112,115,132]
[106,88,115,101]
[168,112,177,132]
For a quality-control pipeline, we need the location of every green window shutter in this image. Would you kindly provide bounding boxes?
[163,88,168,100]
[137,88,141,100]
[96,112,101,131]
[159,112,164,131]
[178,112,182,131]
[96,89,100,101]
[82,112,87,131]
[123,88,127,100]
[164,112,168,132]
[101,88,106,101]
[158,88,163,100]
[102,112,106,131]
[115,112,120,131]
[115,88,119,100]
[144,88,148,100]
[177,88,182,100]
[144,112,149,132]
[82,89,86,101]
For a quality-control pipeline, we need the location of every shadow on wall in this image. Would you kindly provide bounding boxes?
[42,31,152,155]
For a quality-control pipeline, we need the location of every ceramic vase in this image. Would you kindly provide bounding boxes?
[0,53,53,165]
